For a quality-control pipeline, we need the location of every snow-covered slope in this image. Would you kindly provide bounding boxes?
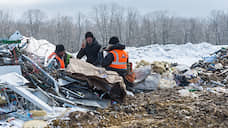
[24,37,227,66]
[127,42,227,66]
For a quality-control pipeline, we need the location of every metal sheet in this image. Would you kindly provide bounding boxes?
[0,73,53,113]
[0,65,22,76]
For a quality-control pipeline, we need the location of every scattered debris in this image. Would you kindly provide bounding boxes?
[66,59,127,102]
[0,32,119,126]
[52,87,228,128]
[0,32,227,128]
[191,47,228,85]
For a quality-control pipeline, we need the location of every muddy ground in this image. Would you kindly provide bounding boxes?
[51,87,228,128]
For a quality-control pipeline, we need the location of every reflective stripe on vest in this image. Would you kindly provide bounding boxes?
[109,49,128,70]
[48,52,65,69]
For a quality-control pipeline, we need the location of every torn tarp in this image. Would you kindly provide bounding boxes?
[66,59,126,101]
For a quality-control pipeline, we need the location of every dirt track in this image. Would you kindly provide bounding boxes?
[52,87,228,128]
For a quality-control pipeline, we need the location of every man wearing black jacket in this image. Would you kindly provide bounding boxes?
[77,32,101,66]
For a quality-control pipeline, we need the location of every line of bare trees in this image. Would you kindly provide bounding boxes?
[0,4,228,52]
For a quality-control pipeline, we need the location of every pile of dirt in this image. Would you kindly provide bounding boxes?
[52,87,228,128]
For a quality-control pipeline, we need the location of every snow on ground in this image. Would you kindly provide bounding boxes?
[24,37,227,66]
[126,42,227,66]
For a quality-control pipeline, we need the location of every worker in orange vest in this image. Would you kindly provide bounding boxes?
[46,44,66,70]
[102,37,135,86]
[102,37,128,75]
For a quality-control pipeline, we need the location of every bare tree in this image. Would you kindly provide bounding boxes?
[2,4,228,52]
[23,9,45,38]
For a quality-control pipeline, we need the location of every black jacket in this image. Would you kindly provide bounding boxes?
[102,43,127,76]
[77,39,101,66]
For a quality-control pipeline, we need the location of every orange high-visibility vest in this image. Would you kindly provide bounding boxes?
[109,49,128,70]
[48,52,65,69]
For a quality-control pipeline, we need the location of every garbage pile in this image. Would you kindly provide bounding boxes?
[172,47,228,96]
[133,53,228,94]
[0,31,227,127]
[55,87,228,128]
[66,59,126,102]
[0,32,127,127]
[191,47,228,86]
[51,45,228,128]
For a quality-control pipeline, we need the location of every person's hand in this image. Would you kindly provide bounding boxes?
[81,40,86,49]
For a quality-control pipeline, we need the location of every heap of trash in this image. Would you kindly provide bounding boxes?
[52,48,228,127]
[130,47,228,95]
[51,57,228,127]
[191,47,228,86]
[0,31,128,127]
[172,47,228,97]
[0,31,227,128]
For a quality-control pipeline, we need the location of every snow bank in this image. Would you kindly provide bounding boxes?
[23,37,227,66]
[126,42,227,66]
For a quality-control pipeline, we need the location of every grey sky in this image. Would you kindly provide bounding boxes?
[1,0,228,18]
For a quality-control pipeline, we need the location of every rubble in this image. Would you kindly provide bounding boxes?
[172,47,228,99]
[48,46,228,127]
[191,47,228,85]
[0,72,53,113]
[66,59,127,102]
[0,32,122,126]
[52,87,228,128]
[0,31,227,127]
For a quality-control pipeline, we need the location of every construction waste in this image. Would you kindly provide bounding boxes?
[66,59,127,102]
[0,31,127,127]
[53,87,228,128]
[0,31,227,128]
[51,47,227,128]
[50,48,228,127]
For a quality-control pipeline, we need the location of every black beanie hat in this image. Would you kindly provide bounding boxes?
[56,44,65,53]
[85,32,94,39]
[109,36,119,44]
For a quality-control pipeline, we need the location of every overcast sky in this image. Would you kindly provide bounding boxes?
[1,0,228,18]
